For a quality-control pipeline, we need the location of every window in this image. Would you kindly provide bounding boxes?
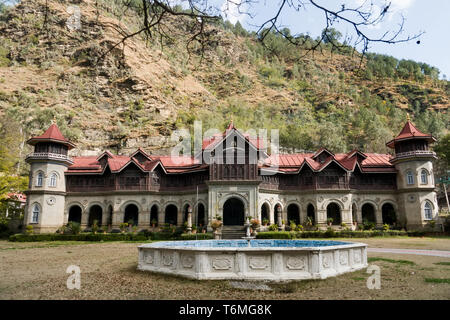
[406,171,414,185]
[31,204,40,223]
[420,170,428,185]
[36,172,43,187]
[424,202,433,220]
[49,173,57,187]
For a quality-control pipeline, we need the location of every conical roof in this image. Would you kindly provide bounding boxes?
[27,123,75,149]
[386,120,435,148]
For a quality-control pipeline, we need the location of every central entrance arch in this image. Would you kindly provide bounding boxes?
[223,198,245,226]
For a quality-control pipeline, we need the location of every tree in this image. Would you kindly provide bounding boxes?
[96,0,423,61]
[321,28,342,45]
[434,133,450,168]
[0,115,28,202]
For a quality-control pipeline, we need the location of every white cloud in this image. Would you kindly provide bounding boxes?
[221,0,247,25]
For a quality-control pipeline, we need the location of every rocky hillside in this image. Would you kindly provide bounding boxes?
[0,0,448,161]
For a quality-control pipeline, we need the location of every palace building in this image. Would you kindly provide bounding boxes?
[23,119,439,236]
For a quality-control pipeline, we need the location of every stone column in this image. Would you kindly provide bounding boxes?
[187,206,192,234]
[269,206,275,225]
[317,209,327,229]
[101,211,108,228]
[177,207,183,227]
[81,210,89,228]
[375,208,383,227]
[277,206,283,231]
[112,210,122,228]
[356,207,363,224]
[158,206,164,227]
[139,209,150,229]
[342,209,352,225]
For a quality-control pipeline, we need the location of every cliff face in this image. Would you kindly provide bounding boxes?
[0,0,448,158]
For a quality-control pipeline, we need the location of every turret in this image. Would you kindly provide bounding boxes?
[24,124,75,233]
[387,118,438,230]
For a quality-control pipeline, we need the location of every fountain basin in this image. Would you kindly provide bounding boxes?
[138,240,368,281]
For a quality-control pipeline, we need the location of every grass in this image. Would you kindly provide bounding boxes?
[433,262,450,266]
[424,278,450,284]
[368,257,416,266]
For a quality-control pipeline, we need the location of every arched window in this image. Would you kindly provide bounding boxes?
[424,201,433,220]
[36,172,43,187]
[31,204,40,223]
[49,173,57,187]
[406,171,414,185]
[420,170,428,185]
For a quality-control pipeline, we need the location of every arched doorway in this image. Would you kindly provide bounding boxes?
[68,205,82,224]
[165,204,178,226]
[382,203,397,225]
[261,203,270,224]
[223,198,245,226]
[197,203,205,227]
[88,205,103,226]
[306,204,315,224]
[150,205,158,226]
[362,203,376,223]
[124,204,139,226]
[326,203,341,225]
[287,204,300,225]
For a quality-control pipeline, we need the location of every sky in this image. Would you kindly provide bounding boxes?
[219,0,450,79]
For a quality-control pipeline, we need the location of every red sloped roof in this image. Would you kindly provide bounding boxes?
[202,122,266,151]
[27,124,76,149]
[261,150,394,173]
[386,121,435,148]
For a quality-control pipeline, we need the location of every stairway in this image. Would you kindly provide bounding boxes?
[221,225,247,239]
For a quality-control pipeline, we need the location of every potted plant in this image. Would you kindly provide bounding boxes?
[119,222,128,233]
[92,220,99,234]
[101,225,108,234]
[192,225,197,234]
[262,218,269,227]
[151,219,157,228]
[210,219,222,230]
[25,225,33,235]
[327,218,333,226]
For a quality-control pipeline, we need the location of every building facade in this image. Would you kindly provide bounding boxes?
[23,120,440,234]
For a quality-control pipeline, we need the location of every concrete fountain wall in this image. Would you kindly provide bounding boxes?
[137,240,368,281]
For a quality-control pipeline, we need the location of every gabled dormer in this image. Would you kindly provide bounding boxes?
[346,149,367,163]
[130,148,152,165]
[312,148,334,164]
[96,150,114,167]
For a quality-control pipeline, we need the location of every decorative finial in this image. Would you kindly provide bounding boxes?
[406,113,410,121]
[51,115,57,125]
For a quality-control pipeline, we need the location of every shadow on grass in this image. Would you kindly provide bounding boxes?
[368,257,415,266]
[424,278,450,284]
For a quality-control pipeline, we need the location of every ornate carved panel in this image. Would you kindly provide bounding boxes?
[162,252,173,266]
[322,253,332,269]
[181,254,194,269]
[248,256,270,270]
[144,252,154,265]
[339,251,349,266]
[286,256,307,270]
[212,256,233,270]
